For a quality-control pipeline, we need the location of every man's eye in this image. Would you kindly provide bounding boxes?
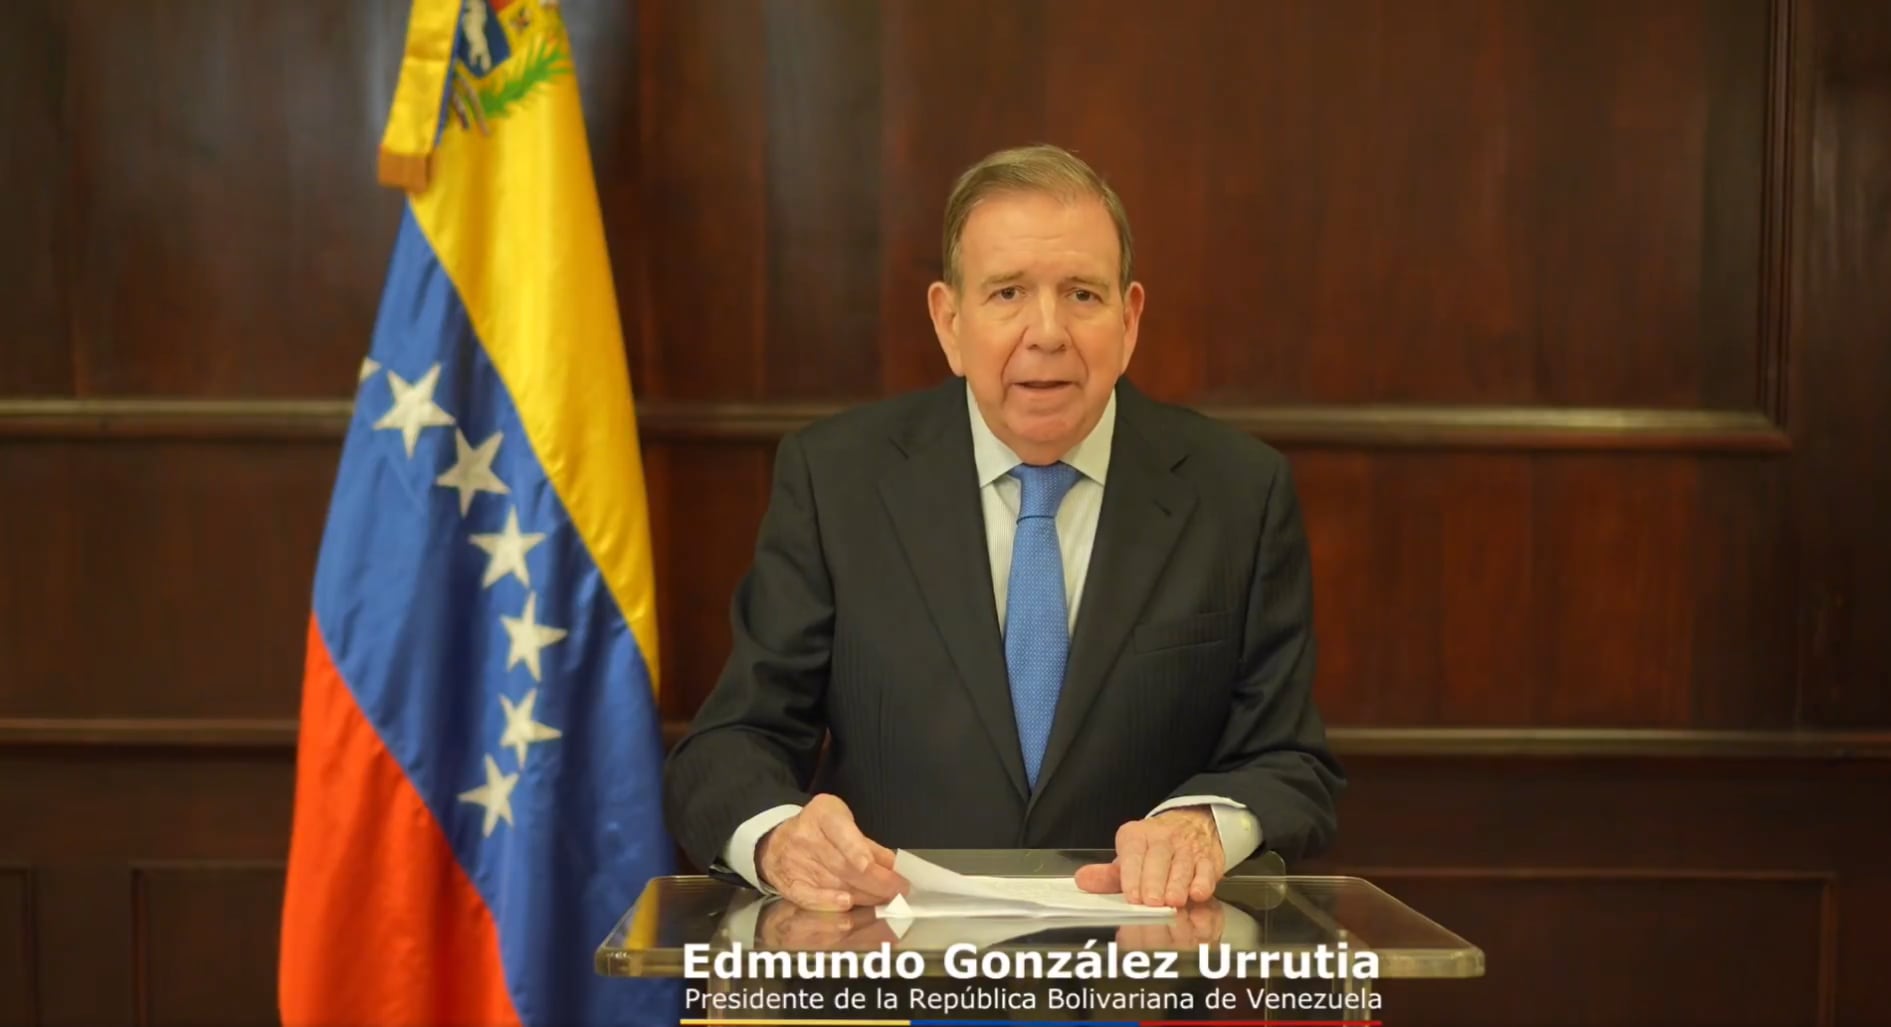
[1072,289,1097,303]
[994,286,1021,301]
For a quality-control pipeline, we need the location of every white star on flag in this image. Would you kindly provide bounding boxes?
[457,754,519,837]
[358,356,381,384]
[435,430,511,515]
[502,591,568,682]
[470,507,546,588]
[499,688,563,768]
[372,364,456,457]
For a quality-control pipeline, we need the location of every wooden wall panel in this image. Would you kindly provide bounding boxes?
[0,440,334,720]
[761,0,885,399]
[564,0,645,393]
[1368,873,1829,1027]
[1313,752,1891,1026]
[643,0,1775,411]
[0,751,294,1025]
[60,0,405,398]
[0,0,69,398]
[0,867,34,1026]
[645,442,774,720]
[635,0,768,401]
[134,863,283,1027]
[1795,0,1891,726]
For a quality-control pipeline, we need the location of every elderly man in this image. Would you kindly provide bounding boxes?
[663,144,1343,913]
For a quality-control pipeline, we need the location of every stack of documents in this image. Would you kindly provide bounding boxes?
[876,850,1176,920]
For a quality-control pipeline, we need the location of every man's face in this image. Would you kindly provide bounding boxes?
[929,191,1144,463]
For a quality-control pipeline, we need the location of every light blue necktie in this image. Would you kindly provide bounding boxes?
[1004,461,1082,790]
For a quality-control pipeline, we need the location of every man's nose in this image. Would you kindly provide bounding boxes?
[1024,294,1069,350]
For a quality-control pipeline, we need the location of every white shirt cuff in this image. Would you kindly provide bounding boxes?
[720,804,803,892]
[1149,794,1263,866]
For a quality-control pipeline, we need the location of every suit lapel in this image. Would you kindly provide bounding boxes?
[1031,384,1196,804]
[878,383,1031,801]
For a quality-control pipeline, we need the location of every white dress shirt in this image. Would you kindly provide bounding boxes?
[720,383,1261,890]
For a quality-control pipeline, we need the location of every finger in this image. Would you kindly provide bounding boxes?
[792,859,851,895]
[782,879,853,913]
[1074,862,1122,893]
[1118,827,1149,905]
[810,834,906,902]
[865,837,898,868]
[1164,849,1194,908]
[1139,842,1172,908]
[815,806,881,874]
[1167,910,1193,945]
[1189,855,1218,903]
[838,862,907,905]
[1116,923,1156,950]
[1189,901,1223,941]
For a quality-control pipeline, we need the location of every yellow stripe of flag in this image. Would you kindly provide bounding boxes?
[402,4,661,691]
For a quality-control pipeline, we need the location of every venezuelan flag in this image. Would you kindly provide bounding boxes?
[279,1,674,1024]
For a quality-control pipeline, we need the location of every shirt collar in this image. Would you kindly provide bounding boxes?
[965,379,1116,488]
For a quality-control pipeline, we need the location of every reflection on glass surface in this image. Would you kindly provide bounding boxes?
[595,853,1482,981]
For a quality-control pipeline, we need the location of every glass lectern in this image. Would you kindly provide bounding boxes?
[598,849,1482,1022]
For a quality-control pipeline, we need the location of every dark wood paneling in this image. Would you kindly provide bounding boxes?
[1313,752,1891,1026]
[0,0,70,396]
[1368,873,1829,1027]
[0,397,1795,451]
[0,440,334,720]
[762,0,884,398]
[33,867,134,1027]
[643,0,1780,411]
[876,0,1046,395]
[636,0,767,400]
[5,2,1890,1026]
[1533,458,1698,725]
[566,0,645,393]
[0,751,292,1025]
[1795,0,1891,727]
[6,719,1891,761]
[61,0,404,397]
[1691,457,1796,726]
[645,442,774,720]
[0,867,35,1027]
[134,863,283,1027]
[2,743,1886,1026]
[0,752,292,864]
[0,421,1801,730]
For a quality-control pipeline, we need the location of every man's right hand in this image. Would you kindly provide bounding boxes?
[756,794,909,911]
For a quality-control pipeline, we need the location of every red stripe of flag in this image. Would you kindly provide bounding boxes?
[279,614,521,1027]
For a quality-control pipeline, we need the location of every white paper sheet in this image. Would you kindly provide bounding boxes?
[875,850,1176,919]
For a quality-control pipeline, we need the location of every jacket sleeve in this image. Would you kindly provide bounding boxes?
[662,431,833,871]
[1165,456,1345,864]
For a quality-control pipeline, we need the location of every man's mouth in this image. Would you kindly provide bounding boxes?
[1013,380,1072,391]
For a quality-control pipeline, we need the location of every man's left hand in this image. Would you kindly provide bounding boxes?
[1074,806,1225,906]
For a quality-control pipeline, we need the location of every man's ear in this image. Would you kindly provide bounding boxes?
[1119,280,1146,372]
[928,281,964,375]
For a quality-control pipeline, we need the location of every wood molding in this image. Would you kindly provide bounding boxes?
[1341,866,1835,883]
[0,397,1792,453]
[0,718,298,749]
[0,399,351,441]
[0,865,39,1027]
[130,860,286,1027]
[1759,0,1798,429]
[1329,726,1891,759]
[5,718,1887,759]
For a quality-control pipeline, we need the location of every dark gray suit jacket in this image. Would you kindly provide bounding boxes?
[663,378,1344,871]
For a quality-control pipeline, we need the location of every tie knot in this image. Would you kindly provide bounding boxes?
[1010,461,1081,520]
